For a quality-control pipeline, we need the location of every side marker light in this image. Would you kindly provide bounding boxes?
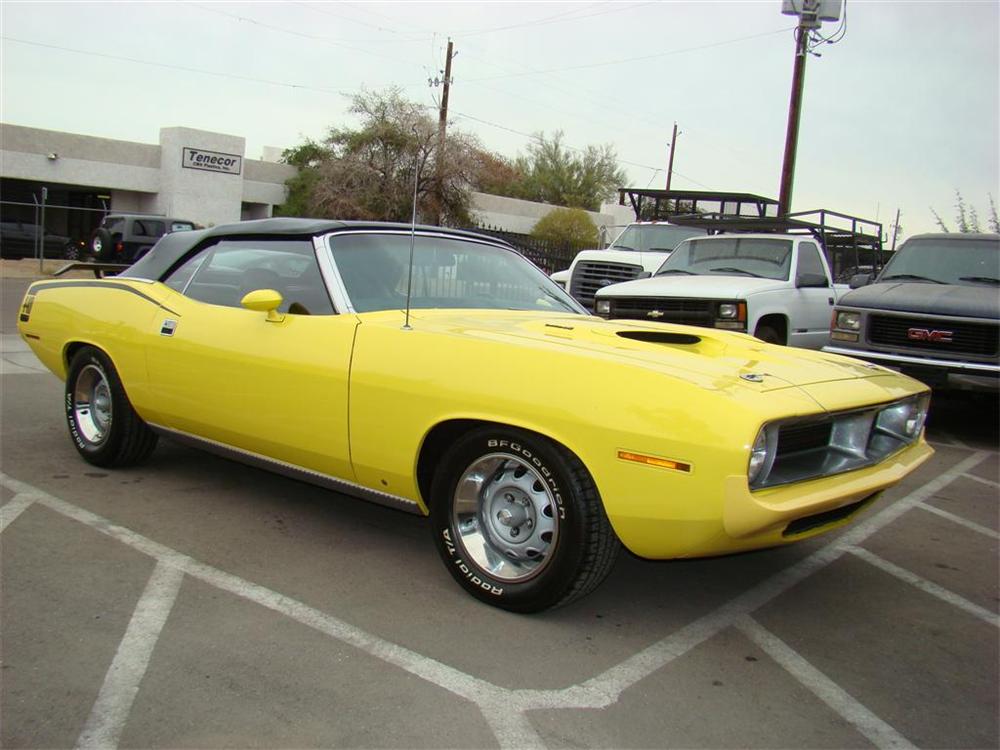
[617,450,691,473]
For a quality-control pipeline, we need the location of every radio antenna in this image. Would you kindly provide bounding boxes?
[403,152,420,331]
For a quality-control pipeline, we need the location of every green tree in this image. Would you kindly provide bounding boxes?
[516,131,626,211]
[530,207,599,247]
[930,191,999,233]
[277,88,480,225]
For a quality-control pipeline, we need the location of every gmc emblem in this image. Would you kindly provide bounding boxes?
[907,328,953,343]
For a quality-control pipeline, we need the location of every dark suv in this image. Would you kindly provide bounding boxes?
[91,214,196,263]
[825,233,999,391]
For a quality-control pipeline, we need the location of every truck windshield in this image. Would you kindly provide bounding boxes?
[609,224,705,252]
[878,237,999,285]
[655,237,793,280]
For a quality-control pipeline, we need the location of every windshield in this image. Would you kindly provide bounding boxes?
[329,232,585,314]
[609,224,705,253]
[878,237,999,285]
[655,237,793,280]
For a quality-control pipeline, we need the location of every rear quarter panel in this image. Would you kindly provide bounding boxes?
[17,280,170,415]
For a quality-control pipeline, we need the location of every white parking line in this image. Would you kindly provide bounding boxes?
[535,450,992,711]
[0,493,36,533]
[0,449,991,750]
[960,472,999,489]
[847,546,999,627]
[915,501,1000,540]
[75,562,185,750]
[736,616,916,750]
[932,431,970,451]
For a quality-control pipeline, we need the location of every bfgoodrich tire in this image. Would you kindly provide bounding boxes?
[65,347,158,467]
[430,426,620,612]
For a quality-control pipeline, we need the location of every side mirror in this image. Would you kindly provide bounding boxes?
[796,272,828,288]
[849,273,873,289]
[636,271,652,280]
[241,288,285,322]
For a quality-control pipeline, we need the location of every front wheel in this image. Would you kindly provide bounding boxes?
[754,324,783,345]
[430,426,620,612]
[65,347,158,467]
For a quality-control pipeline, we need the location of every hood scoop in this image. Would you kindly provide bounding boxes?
[616,330,701,345]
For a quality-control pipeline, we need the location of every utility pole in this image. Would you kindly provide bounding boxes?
[777,23,809,217]
[665,122,679,192]
[890,208,901,251]
[434,38,455,226]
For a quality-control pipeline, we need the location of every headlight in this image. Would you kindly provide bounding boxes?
[718,303,738,319]
[747,428,773,485]
[835,311,861,331]
[875,395,930,440]
[595,299,611,316]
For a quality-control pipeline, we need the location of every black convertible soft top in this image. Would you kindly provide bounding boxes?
[119,218,513,281]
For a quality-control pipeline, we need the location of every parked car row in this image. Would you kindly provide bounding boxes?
[0,214,196,262]
[557,228,999,393]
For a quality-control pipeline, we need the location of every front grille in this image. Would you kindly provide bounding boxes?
[868,314,998,357]
[751,394,929,490]
[569,261,643,309]
[609,297,714,326]
[776,422,833,457]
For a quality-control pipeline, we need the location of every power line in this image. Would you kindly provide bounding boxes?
[191,4,427,66]
[447,109,712,189]
[448,2,652,39]
[4,33,713,189]
[465,25,793,81]
[2,36,349,96]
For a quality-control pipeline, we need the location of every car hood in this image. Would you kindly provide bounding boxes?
[839,281,1000,319]
[597,274,785,299]
[572,248,671,273]
[396,310,889,396]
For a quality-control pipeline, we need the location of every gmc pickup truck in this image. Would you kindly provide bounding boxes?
[594,232,845,348]
[824,233,999,391]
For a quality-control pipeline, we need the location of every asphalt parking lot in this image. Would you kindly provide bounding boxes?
[2,270,998,750]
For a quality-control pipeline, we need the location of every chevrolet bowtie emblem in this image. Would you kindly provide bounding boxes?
[647,310,664,319]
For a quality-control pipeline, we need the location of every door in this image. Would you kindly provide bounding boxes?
[789,241,836,349]
[144,236,357,480]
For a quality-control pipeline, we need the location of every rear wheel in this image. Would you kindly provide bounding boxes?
[430,426,620,612]
[65,347,157,467]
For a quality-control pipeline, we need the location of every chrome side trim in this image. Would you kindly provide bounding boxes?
[148,423,423,515]
[312,234,354,314]
[822,346,1000,374]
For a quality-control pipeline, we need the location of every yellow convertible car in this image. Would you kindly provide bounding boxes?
[18,219,933,612]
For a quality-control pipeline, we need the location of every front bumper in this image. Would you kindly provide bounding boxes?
[823,345,1000,391]
[722,437,933,540]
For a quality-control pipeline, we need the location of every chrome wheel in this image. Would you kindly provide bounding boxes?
[72,364,112,446]
[452,453,558,582]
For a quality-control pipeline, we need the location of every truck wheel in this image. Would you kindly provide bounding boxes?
[430,426,620,612]
[755,324,784,345]
[65,347,158,467]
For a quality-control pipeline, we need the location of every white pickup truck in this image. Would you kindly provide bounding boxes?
[550,222,705,310]
[593,232,846,348]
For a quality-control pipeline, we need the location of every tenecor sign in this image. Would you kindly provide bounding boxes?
[182,147,242,176]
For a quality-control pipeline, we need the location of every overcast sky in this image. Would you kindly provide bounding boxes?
[2,0,997,235]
